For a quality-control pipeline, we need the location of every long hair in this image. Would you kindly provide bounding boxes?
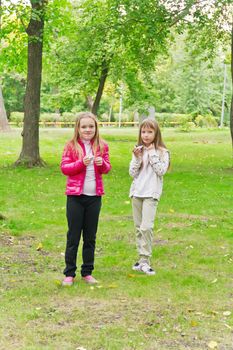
[138,118,167,150]
[67,112,104,156]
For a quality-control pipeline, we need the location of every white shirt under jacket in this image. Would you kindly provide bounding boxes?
[129,147,170,200]
[82,140,96,196]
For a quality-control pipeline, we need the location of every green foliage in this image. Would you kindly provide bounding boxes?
[1,73,25,116]
[10,111,24,126]
[0,1,231,120]
[195,114,218,128]
[178,121,196,133]
[43,0,177,111]
[0,1,29,74]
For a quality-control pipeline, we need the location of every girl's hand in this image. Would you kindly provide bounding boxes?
[83,155,91,166]
[95,156,103,166]
[133,145,143,157]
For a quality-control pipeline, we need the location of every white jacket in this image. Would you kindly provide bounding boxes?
[129,147,169,200]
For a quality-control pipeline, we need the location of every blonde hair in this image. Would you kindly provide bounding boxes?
[67,112,104,156]
[138,118,167,150]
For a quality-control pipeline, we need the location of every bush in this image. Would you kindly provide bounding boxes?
[194,114,218,128]
[10,112,24,126]
[40,113,60,122]
[155,113,191,127]
[60,113,76,127]
[178,121,196,132]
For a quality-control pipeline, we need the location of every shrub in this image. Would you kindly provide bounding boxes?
[178,121,196,132]
[60,113,76,127]
[155,113,191,127]
[40,113,60,122]
[194,114,218,128]
[204,114,218,128]
[10,112,24,126]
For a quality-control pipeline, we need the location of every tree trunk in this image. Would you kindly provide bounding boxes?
[91,60,109,116]
[85,95,94,111]
[15,0,47,167]
[230,22,233,164]
[0,0,11,132]
[0,85,11,132]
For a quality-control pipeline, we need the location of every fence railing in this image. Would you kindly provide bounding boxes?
[9,121,180,127]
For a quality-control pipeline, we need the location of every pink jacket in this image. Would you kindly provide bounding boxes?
[61,140,111,196]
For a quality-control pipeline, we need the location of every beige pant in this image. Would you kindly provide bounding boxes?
[132,197,158,264]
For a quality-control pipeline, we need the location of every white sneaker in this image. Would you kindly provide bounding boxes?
[132,262,141,271]
[140,263,156,275]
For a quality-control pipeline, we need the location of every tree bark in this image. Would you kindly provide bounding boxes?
[0,85,11,132]
[85,95,94,111]
[91,60,109,116]
[15,0,47,167]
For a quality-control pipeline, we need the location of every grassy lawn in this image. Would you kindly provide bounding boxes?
[0,127,232,350]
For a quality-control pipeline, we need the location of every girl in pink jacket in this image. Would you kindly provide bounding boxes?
[61,112,111,286]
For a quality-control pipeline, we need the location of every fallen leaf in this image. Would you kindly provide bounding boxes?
[127,328,135,332]
[36,243,43,251]
[127,274,136,278]
[208,341,218,349]
[223,323,232,330]
[195,312,204,316]
[223,311,231,317]
[174,326,182,333]
[211,278,218,284]
[54,279,62,287]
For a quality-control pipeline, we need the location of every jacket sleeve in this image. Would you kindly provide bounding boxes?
[129,154,142,178]
[98,143,111,174]
[60,147,86,176]
[148,149,170,176]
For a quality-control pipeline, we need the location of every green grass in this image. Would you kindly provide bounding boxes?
[0,127,233,350]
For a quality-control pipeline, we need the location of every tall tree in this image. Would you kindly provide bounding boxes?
[49,0,199,115]
[0,0,11,132]
[15,0,47,167]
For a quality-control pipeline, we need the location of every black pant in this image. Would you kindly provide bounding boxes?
[64,195,102,277]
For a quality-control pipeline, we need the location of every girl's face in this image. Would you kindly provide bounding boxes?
[79,117,96,141]
[141,126,155,147]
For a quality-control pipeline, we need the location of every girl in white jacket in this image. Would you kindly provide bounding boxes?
[129,118,170,275]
